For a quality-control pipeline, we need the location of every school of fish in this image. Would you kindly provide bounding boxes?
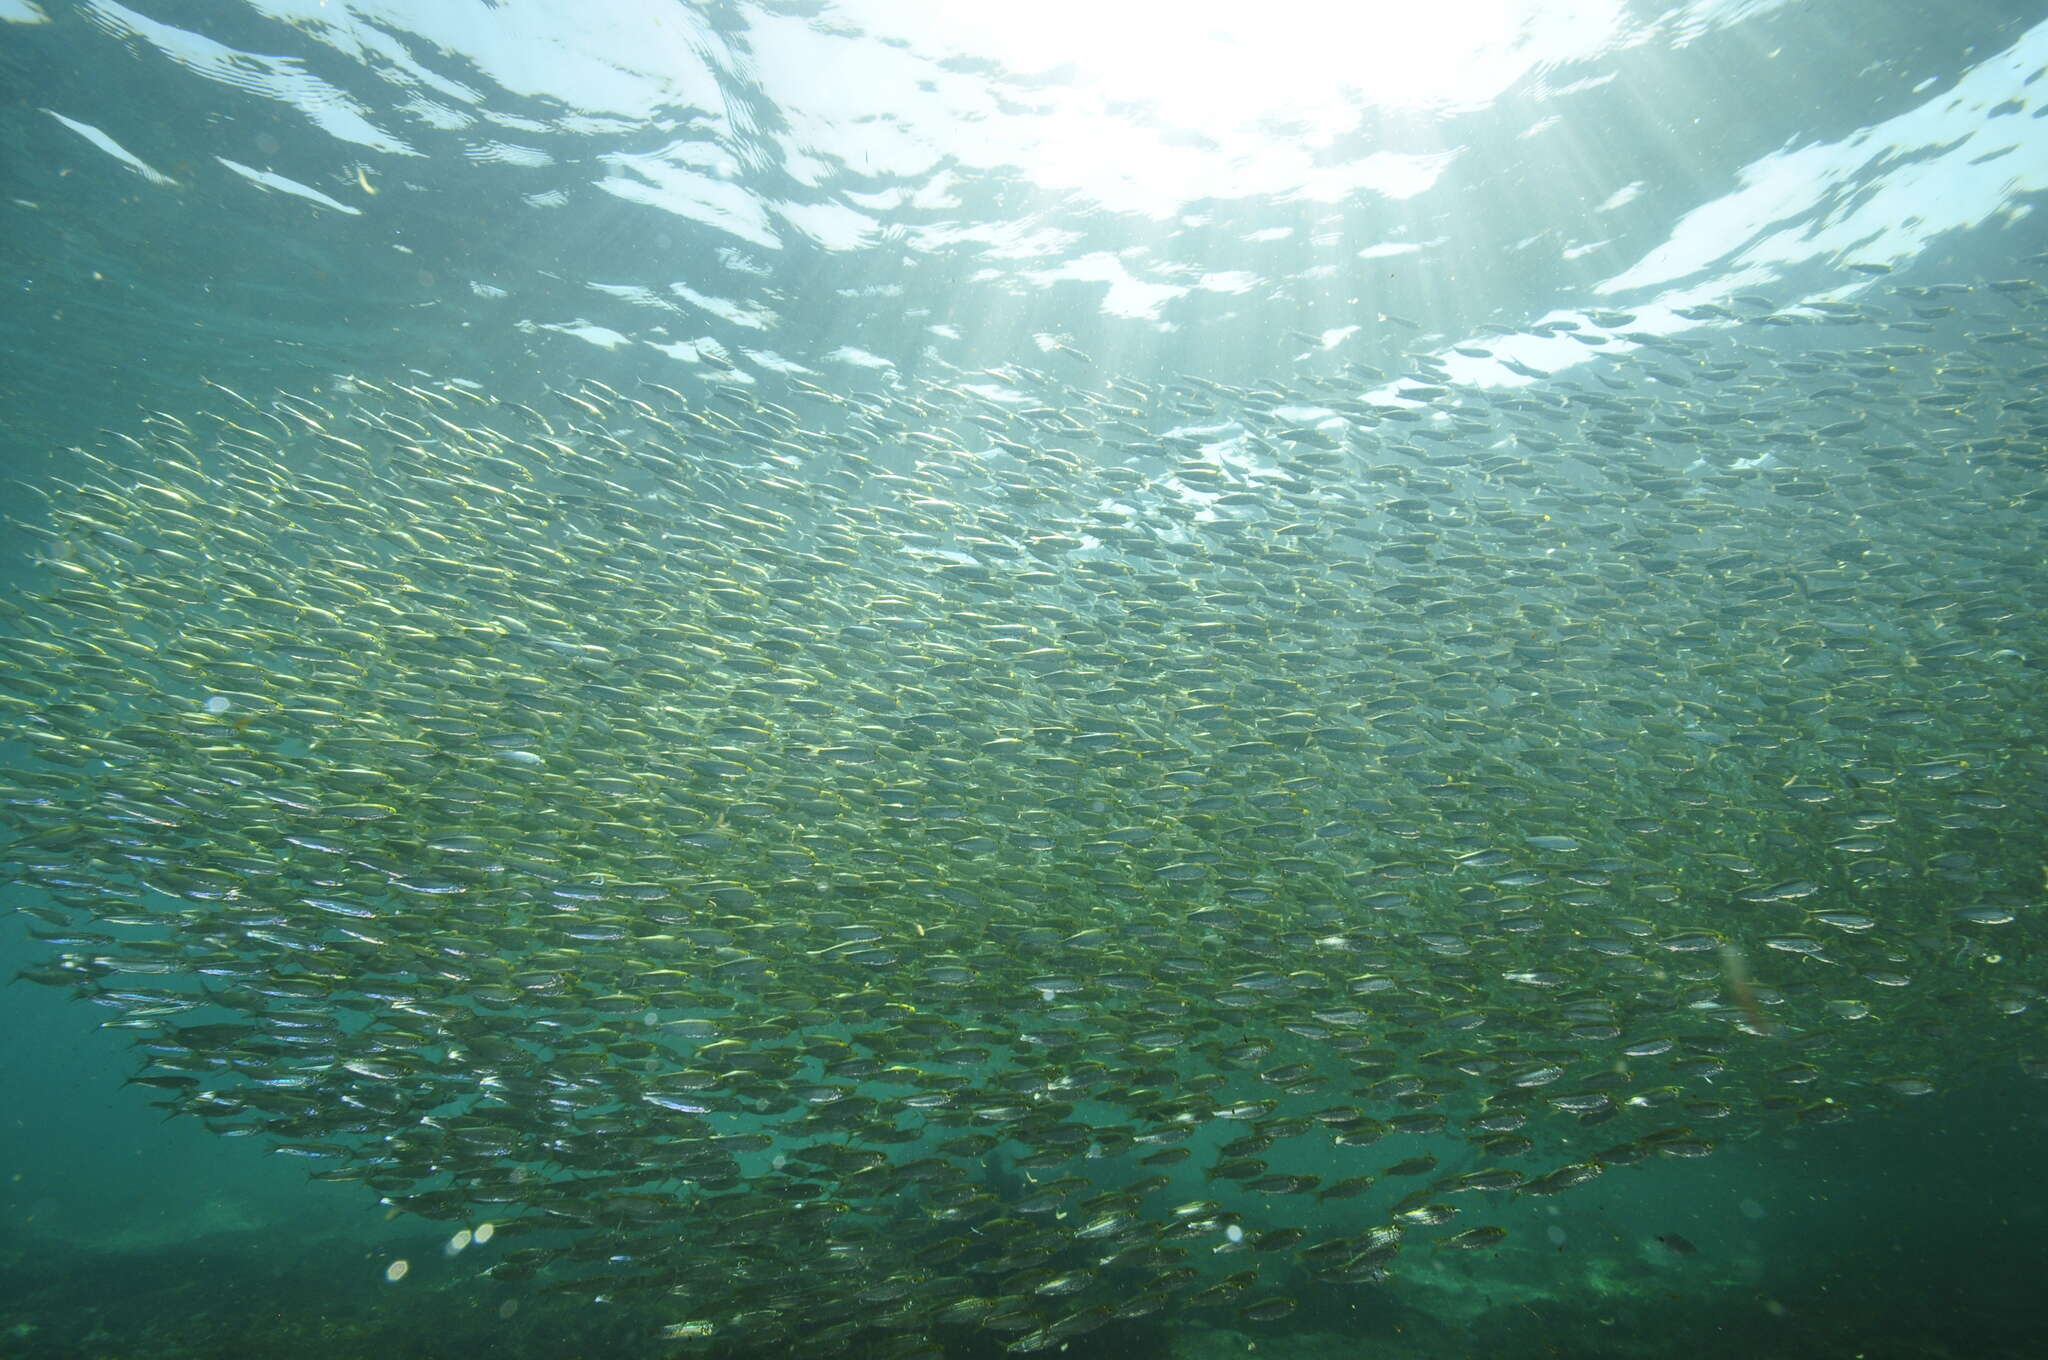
[2,257,2045,1356]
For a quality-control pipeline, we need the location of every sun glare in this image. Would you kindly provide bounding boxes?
[901,0,1624,130]
[825,0,1630,213]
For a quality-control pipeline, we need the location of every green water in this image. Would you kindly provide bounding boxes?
[3,2,2047,1357]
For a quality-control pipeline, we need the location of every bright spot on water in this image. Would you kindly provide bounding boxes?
[1224,1224,1244,1243]
[202,695,231,714]
[1740,1198,1766,1220]
[446,1228,473,1255]
[473,1221,495,1244]
[384,1258,409,1283]
[1546,1226,1568,1246]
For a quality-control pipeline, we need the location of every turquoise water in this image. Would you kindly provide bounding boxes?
[3,2,2047,1357]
